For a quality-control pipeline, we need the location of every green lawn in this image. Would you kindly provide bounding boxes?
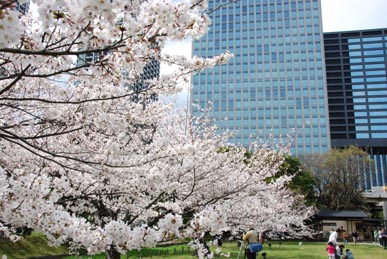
[1,237,386,259]
[248,241,386,259]
[62,241,386,259]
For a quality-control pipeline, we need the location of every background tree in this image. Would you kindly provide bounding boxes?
[0,1,315,259]
[304,146,374,210]
[271,156,317,206]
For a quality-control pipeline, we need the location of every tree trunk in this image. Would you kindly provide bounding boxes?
[106,247,121,259]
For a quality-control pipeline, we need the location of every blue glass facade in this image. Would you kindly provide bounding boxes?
[15,1,30,14]
[191,0,330,156]
[325,29,387,188]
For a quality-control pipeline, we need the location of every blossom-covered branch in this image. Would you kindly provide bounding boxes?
[0,1,315,259]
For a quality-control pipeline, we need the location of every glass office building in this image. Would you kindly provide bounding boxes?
[324,28,387,188]
[14,1,30,14]
[191,0,330,156]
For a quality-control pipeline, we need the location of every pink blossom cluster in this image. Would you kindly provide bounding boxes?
[0,1,315,258]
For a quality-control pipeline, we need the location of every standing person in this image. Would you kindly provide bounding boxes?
[327,242,336,259]
[328,228,339,246]
[258,232,265,244]
[340,226,345,240]
[242,229,259,259]
[342,230,349,245]
[327,228,340,258]
[381,228,387,250]
[378,229,383,246]
[343,249,355,259]
[374,229,379,243]
[351,230,358,245]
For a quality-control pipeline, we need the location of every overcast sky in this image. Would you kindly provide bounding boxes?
[321,0,387,32]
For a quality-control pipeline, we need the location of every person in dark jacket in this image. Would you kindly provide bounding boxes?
[351,231,358,245]
[381,228,387,249]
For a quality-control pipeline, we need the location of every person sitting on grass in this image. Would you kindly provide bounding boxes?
[343,249,354,259]
[335,244,345,259]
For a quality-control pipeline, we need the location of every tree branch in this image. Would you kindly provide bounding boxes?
[0,64,31,95]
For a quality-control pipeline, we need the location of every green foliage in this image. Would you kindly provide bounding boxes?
[269,156,317,206]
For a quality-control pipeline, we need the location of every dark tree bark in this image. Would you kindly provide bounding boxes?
[106,246,121,259]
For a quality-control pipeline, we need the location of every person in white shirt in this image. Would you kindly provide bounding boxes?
[328,228,339,246]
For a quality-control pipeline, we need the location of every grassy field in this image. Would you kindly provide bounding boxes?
[62,241,387,259]
[1,237,386,259]
[0,232,67,259]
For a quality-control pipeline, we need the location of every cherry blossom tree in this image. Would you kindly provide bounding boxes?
[0,1,315,259]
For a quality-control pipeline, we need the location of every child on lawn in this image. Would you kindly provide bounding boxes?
[327,242,335,259]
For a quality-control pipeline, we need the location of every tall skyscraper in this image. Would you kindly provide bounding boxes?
[191,0,330,156]
[324,28,387,188]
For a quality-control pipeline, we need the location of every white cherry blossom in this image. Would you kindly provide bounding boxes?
[0,1,315,259]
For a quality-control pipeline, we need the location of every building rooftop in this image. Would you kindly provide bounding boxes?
[317,210,368,219]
